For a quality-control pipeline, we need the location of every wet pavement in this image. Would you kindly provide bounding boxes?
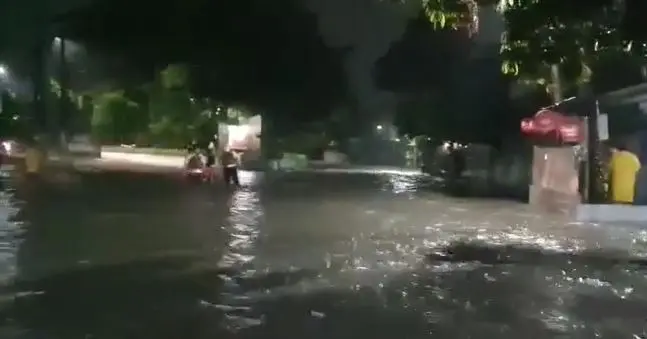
[1,166,647,338]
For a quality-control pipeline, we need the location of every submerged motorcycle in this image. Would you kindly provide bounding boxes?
[184,150,219,182]
[185,151,205,172]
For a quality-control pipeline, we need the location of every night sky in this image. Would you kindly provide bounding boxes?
[0,0,505,126]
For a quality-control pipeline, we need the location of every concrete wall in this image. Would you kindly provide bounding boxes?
[528,146,581,213]
[322,150,348,165]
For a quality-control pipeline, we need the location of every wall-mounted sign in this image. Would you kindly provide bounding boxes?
[521,109,585,144]
[597,113,609,141]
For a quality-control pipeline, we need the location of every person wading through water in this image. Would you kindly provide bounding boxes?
[220,147,240,187]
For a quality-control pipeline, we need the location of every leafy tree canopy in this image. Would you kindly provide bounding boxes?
[379,0,647,143]
[421,0,647,88]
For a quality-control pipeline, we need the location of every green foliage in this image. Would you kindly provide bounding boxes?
[81,63,230,147]
[422,0,480,33]
[498,0,629,84]
[160,64,189,90]
[148,115,186,147]
[147,64,198,145]
[2,63,242,147]
[49,78,87,135]
[421,0,646,91]
[91,90,145,144]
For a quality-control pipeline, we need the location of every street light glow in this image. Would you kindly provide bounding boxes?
[0,65,6,76]
[376,124,383,131]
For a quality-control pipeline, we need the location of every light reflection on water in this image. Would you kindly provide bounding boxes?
[220,187,263,269]
[0,170,647,337]
[0,178,22,285]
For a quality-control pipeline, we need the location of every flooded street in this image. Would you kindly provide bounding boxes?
[1,167,647,338]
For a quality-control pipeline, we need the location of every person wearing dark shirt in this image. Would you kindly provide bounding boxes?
[186,139,198,153]
[203,138,215,167]
[184,139,204,174]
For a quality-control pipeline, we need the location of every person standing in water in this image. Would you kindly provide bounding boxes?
[220,147,240,187]
[206,137,217,168]
[198,136,218,182]
[609,142,641,204]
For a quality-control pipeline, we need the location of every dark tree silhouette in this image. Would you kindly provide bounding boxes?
[57,0,347,129]
[380,0,647,142]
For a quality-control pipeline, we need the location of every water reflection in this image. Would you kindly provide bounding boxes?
[0,169,646,337]
[219,186,263,269]
[386,173,418,195]
[0,178,21,285]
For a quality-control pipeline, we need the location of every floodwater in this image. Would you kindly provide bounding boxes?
[1,166,647,338]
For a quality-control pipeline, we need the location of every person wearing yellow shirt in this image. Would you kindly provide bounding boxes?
[609,146,641,204]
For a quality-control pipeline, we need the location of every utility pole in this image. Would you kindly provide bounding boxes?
[550,64,563,103]
[585,95,602,203]
[57,36,71,149]
[551,59,603,203]
[31,36,48,139]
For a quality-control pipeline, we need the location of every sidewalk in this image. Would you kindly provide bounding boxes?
[100,151,184,168]
[3,151,181,175]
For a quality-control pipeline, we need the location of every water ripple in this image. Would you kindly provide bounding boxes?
[0,174,23,286]
[0,170,646,338]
